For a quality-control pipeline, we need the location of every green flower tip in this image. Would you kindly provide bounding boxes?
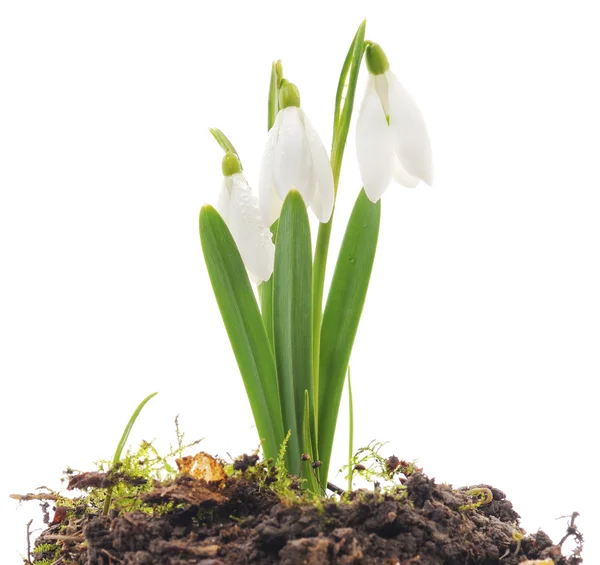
[365,42,389,75]
[222,152,242,177]
[279,79,301,109]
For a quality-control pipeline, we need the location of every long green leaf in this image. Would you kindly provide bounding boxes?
[199,205,283,460]
[332,18,367,190]
[318,189,380,482]
[332,19,366,145]
[273,191,313,474]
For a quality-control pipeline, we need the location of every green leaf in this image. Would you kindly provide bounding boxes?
[273,191,313,474]
[199,205,283,460]
[318,189,380,482]
[111,392,158,466]
[209,128,243,168]
[103,391,158,515]
[331,19,366,184]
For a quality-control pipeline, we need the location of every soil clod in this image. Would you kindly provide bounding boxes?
[26,464,582,564]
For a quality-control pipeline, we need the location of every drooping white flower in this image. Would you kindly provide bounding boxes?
[216,153,275,284]
[259,80,334,226]
[356,42,433,203]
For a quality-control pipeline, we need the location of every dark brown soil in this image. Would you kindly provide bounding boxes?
[27,460,583,565]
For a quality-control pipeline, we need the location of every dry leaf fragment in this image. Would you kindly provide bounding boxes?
[144,475,227,507]
[176,452,226,483]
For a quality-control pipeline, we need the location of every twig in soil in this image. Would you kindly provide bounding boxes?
[101,548,124,564]
[326,481,346,496]
[557,512,584,561]
[557,511,580,546]
[39,533,85,543]
[25,519,33,565]
[10,492,60,502]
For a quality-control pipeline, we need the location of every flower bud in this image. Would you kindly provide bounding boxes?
[278,79,301,109]
[221,152,242,177]
[365,42,390,75]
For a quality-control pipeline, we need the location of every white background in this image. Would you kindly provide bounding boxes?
[1,1,598,562]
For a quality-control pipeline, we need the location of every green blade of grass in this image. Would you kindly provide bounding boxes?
[273,190,313,474]
[199,205,283,461]
[103,391,158,515]
[111,392,158,466]
[318,189,380,483]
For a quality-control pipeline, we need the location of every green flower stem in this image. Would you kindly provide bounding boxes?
[311,20,366,444]
[259,60,283,347]
[312,217,333,404]
[302,390,320,493]
[347,367,354,493]
[259,220,278,349]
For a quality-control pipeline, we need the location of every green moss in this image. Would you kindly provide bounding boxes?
[458,487,494,512]
[32,542,60,564]
[55,418,202,520]
[341,440,417,497]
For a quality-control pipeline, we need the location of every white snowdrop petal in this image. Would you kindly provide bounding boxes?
[373,73,390,117]
[272,107,315,204]
[356,77,394,203]
[262,187,283,229]
[216,179,231,223]
[258,117,283,226]
[387,71,433,186]
[303,112,334,222]
[228,174,275,283]
[392,154,420,188]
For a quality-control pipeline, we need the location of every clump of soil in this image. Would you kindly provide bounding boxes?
[25,456,583,565]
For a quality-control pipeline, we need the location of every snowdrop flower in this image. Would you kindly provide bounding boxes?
[356,42,433,203]
[259,80,334,226]
[216,153,275,284]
